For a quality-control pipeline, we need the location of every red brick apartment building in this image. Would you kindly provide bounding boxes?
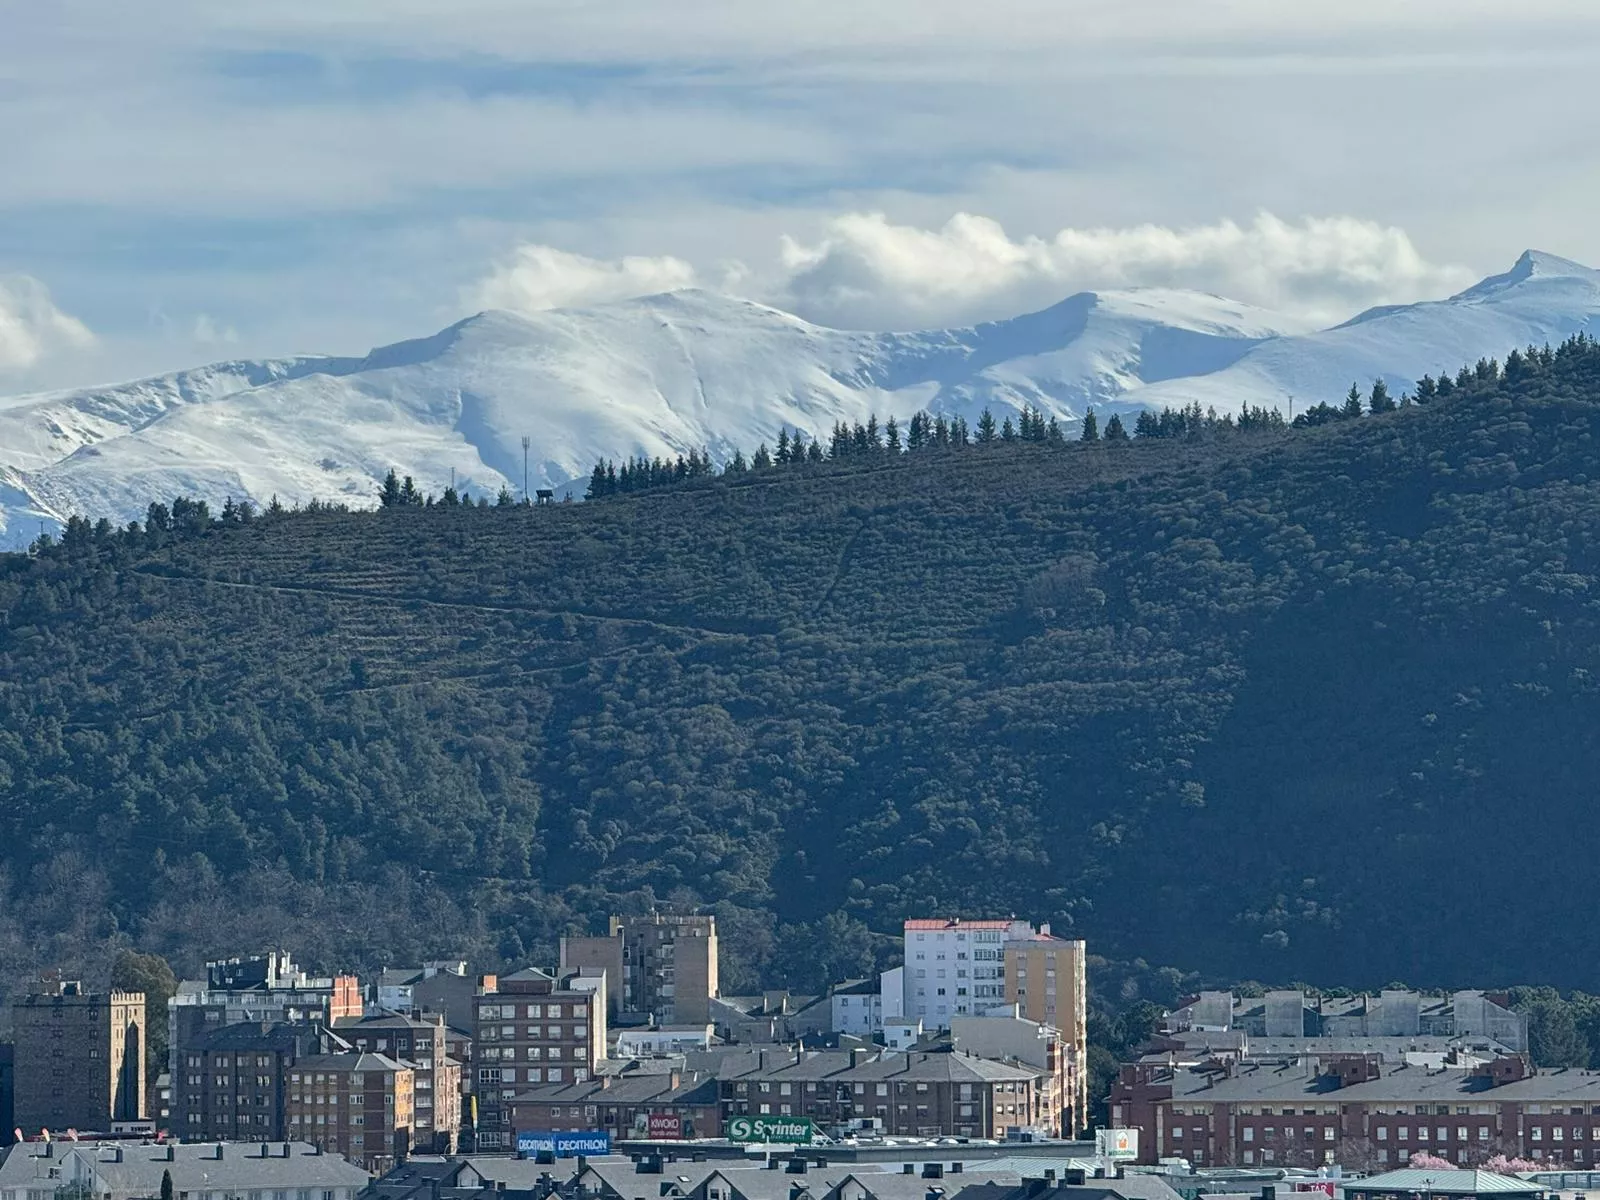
[1111,1053,1600,1168]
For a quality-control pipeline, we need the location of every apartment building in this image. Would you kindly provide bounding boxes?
[900,920,1033,1029]
[172,1019,334,1141]
[683,1045,1049,1139]
[562,913,718,1024]
[950,1014,1078,1137]
[1002,931,1087,1131]
[1109,1052,1600,1168]
[288,1052,415,1170]
[11,976,145,1135]
[371,962,482,1032]
[336,1011,462,1151]
[472,968,607,1150]
[831,980,884,1036]
[1164,990,1529,1053]
[507,1068,721,1139]
[170,952,361,1085]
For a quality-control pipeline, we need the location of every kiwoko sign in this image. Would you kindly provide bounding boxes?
[726,1116,817,1144]
[516,1130,612,1158]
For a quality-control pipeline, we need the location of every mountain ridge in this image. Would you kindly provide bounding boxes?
[2,251,1598,548]
[5,343,1600,985]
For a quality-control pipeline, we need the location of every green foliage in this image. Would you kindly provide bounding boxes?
[5,336,1600,990]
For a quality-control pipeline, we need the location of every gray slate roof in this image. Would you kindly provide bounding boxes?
[682,1048,1040,1085]
[1163,1061,1600,1104]
[0,1142,370,1195]
[511,1070,721,1106]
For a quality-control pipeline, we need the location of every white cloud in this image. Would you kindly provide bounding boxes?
[469,244,698,314]
[191,314,240,345]
[0,276,95,372]
[775,211,1477,329]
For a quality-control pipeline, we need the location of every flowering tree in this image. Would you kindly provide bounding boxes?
[1484,1154,1550,1174]
[1409,1153,1456,1170]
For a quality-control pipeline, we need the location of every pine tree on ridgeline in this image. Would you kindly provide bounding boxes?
[1080,409,1100,442]
[977,408,998,443]
[1368,378,1397,414]
[1342,383,1365,419]
[1104,413,1128,441]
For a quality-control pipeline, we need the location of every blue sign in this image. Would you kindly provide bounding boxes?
[516,1130,612,1158]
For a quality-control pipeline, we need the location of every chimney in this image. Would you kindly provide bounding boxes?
[215,1145,225,1161]
[164,1147,175,1163]
[849,1050,864,1069]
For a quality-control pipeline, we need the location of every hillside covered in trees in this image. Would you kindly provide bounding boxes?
[3,342,1600,997]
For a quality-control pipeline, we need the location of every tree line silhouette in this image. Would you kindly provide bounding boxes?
[19,337,1598,557]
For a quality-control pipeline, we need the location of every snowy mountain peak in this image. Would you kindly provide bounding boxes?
[5,255,1600,549]
[1453,249,1600,301]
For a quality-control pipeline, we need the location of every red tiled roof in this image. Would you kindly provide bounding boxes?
[902,918,1016,930]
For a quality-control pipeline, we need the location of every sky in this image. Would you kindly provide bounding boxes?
[4,0,1600,393]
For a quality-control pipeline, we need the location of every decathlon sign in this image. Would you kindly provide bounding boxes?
[516,1130,612,1157]
[726,1115,817,1144]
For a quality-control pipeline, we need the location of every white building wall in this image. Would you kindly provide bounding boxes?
[831,989,883,1035]
[902,919,1035,1030]
[880,967,904,1021]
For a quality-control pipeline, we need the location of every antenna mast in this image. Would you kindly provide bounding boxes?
[521,436,531,504]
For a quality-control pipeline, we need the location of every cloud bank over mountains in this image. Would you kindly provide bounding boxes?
[468,211,1477,332]
[0,276,95,374]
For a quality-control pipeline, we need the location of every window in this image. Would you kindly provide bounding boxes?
[1243,1128,1254,1143]
[1533,1128,1544,1142]
[1377,1128,1388,1141]
[1479,1127,1490,1141]
[1172,1128,1183,1140]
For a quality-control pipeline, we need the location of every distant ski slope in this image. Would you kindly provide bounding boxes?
[2,250,1597,548]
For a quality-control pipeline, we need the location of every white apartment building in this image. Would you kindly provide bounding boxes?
[900,918,1035,1029]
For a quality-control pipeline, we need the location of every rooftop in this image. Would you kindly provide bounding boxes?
[0,1142,370,1193]
[1341,1170,1543,1195]
[1154,1060,1600,1104]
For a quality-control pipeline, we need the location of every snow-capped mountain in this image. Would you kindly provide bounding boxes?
[1131,250,1600,414]
[1,250,1597,549]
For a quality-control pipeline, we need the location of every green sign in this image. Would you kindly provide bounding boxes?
[726,1115,817,1144]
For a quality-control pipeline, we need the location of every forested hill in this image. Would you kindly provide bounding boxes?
[4,342,1600,992]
